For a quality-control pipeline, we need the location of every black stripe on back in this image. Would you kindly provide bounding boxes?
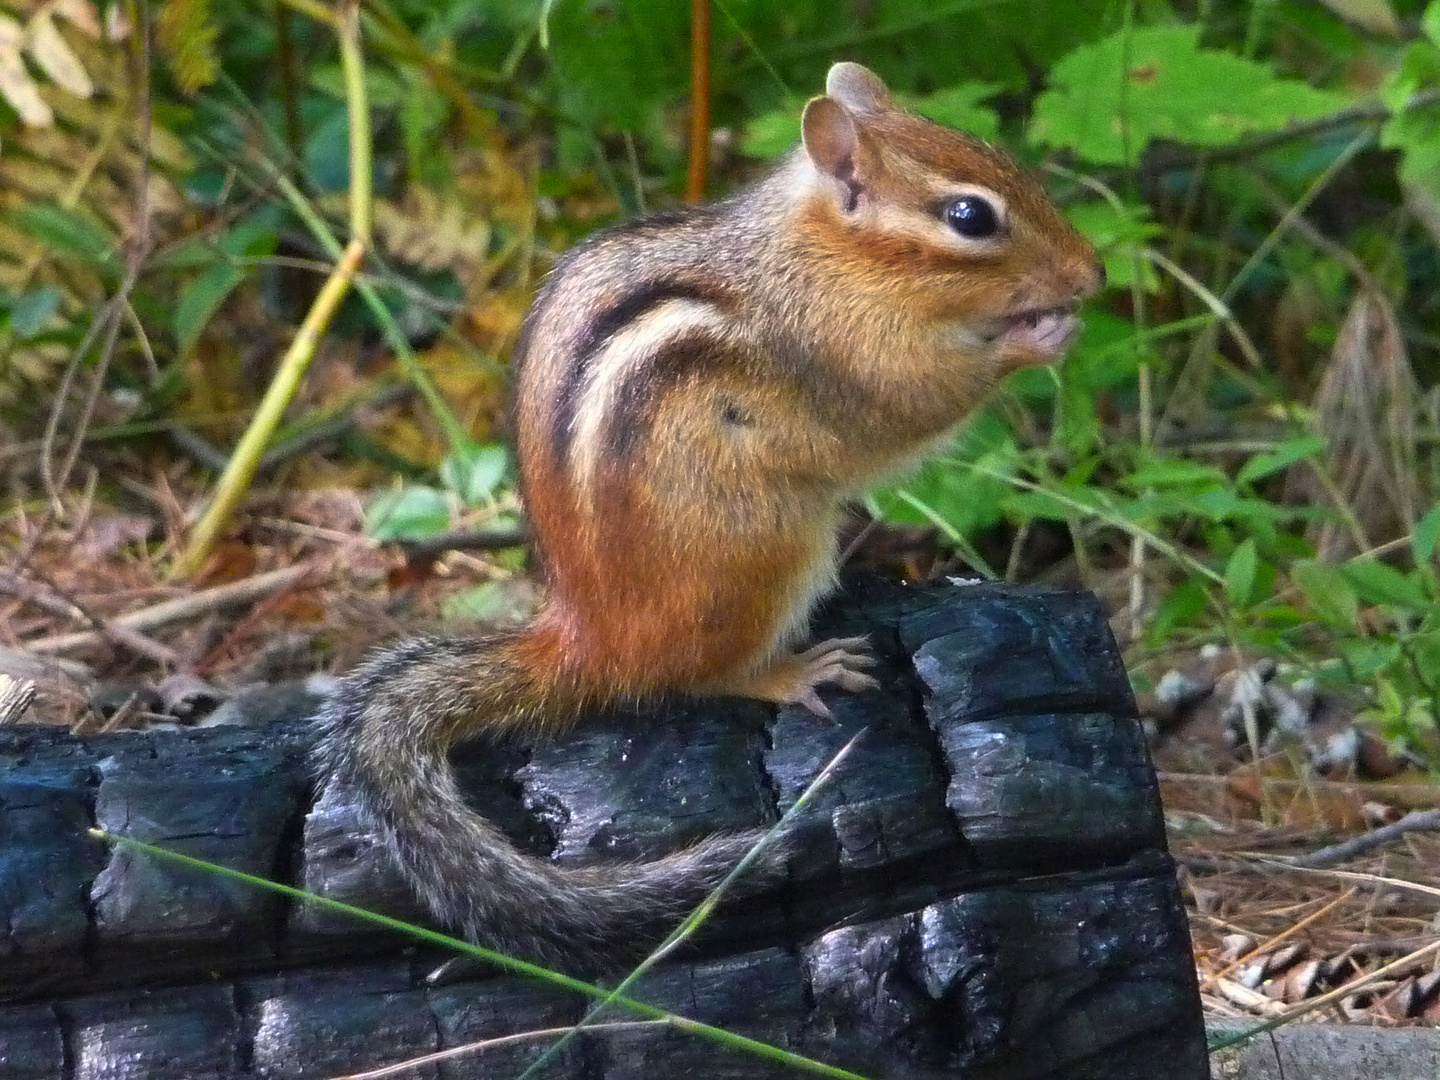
[604,332,741,459]
[551,280,730,460]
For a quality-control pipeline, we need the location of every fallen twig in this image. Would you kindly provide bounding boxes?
[1291,809,1440,869]
[0,674,37,725]
[0,646,93,685]
[22,565,321,655]
[1253,860,1440,904]
[1,571,179,666]
[1212,976,1287,1016]
[398,523,529,563]
[193,563,323,675]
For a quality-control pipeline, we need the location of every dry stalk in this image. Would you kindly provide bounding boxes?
[22,564,319,654]
[1302,290,1421,560]
[172,0,372,578]
[329,1021,669,1080]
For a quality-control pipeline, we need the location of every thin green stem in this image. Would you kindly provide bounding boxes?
[890,489,1000,579]
[172,241,365,577]
[172,0,378,577]
[1221,129,1370,305]
[263,166,469,454]
[516,730,869,1080]
[340,0,373,247]
[958,460,1225,586]
[85,830,872,1080]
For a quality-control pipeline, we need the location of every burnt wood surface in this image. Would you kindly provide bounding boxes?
[0,577,1208,1079]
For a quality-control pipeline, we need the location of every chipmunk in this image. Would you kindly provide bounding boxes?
[313,62,1102,970]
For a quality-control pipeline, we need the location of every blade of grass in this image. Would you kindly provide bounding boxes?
[333,1021,671,1080]
[959,459,1225,586]
[888,490,999,579]
[257,162,468,455]
[515,729,869,1080]
[88,827,872,1080]
[1220,129,1370,305]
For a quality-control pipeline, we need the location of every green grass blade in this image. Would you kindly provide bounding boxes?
[87,829,872,1080]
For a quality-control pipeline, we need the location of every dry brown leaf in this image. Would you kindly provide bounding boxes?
[0,12,51,125]
[26,10,91,98]
[51,0,102,38]
[372,187,493,275]
[1318,0,1403,38]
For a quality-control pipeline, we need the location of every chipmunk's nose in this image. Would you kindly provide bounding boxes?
[1068,253,1105,300]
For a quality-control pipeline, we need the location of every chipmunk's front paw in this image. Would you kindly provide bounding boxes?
[718,636,879,718]
[782,636,879,719]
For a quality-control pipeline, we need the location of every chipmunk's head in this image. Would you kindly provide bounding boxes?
[797,62,1103,373]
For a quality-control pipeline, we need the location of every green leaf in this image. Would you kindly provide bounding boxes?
[12,204,116,268]
[1122,457,1228,490]
[1055,373,1099,456]
[1383,101,1440,191]
[441,443,511,506]
[1031,25,1350,165]
[1340,559,1432,611]
[173,262,245,356]
[740,105,803,159]
[1382,40,1440,113]
[1341,639,1403,682]
[1379,41,1440,197]
[1425,0,1440,47]
[1065,200,1162,291]
[171,221,279,355]
[1188,489,1243,522]
[1236,436,1329,484]
[365,486,452,541]
[1147,576,1209,645]
[1407,630,1440,684]
[1224,539,1258,607]
[217,218,281,259]
[8,287,62,339]
[1291,559,1360,630]
[1415,503,1440,564]
[156,0,219,92]
[907,82,1001,141]
[1062,310,1140,390]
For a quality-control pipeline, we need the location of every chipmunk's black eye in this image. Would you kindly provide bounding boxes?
[945,195,999,239]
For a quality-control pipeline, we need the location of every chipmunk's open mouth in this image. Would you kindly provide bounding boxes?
[999,305,1082,358]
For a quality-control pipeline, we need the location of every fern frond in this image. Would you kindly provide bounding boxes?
[155,0,218,93]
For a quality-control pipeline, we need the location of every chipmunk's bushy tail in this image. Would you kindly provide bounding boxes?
[310,628,766,971]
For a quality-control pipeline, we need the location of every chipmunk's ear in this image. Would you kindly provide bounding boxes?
[801,95,858,189]
[825,62,895,114]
